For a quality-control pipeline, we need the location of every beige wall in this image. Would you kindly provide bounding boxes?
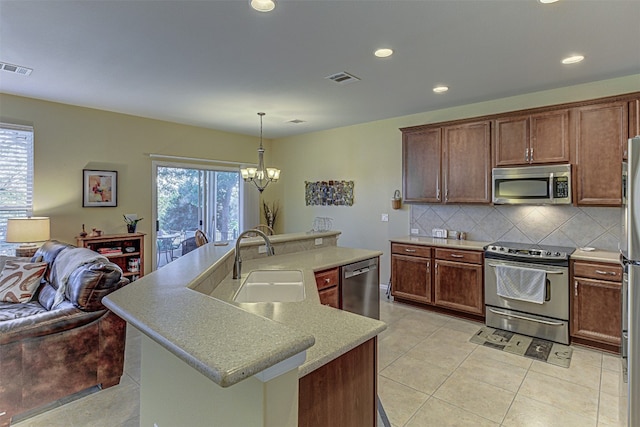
[0,94,269,273]
[1,74,639,281]
[270,74,640,283]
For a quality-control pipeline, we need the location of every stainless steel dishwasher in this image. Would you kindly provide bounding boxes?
[341,257,380,319]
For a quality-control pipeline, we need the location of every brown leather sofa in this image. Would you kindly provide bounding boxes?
[0,241,130,426]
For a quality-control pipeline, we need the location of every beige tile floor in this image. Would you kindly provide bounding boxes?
[378,296,628,427]
[12,296,628,427]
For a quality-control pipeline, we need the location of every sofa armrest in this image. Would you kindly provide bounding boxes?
[0,302,105,345]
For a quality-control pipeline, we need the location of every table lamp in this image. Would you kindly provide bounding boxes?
[6,217,51,257]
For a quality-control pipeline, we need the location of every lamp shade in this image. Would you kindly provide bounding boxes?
[6,217,51,243]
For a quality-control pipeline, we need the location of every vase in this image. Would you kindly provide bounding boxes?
[127,224,136,233]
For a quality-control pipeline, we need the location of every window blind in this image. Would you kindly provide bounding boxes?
[0,123,34,253]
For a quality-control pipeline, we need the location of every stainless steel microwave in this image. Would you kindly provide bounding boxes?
[492,164,572,205]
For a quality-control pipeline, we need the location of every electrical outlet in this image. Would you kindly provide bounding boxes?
[315,238,323,245]
[411,228,419,235]
[258,245,267,254]
[381,213,389,222]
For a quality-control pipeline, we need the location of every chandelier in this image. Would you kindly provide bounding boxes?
[241,112,280,193]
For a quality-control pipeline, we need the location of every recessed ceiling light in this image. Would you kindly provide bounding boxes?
[539,0,559,4]
[250,0,276,12]
[374,48,394,58]
[433,85,449,93]
[562,55,584,65]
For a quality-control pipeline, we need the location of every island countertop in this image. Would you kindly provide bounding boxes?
[103,233,386,387]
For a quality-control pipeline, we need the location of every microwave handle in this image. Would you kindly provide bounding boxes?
[549,172,554,203]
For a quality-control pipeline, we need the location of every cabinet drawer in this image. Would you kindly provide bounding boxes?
[318,285,339,308]
[573,262,622,282]
[315,268,339,290]
[435,248,483,264]
[391,243,431,258]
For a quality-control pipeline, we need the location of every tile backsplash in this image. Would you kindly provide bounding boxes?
[410,204,622,251]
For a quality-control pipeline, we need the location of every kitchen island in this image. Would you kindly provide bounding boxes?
[103,231,386,427]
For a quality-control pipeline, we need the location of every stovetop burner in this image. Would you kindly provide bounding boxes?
[485,241,576,261]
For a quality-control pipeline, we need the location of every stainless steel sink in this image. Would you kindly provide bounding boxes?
[233,270,305,303]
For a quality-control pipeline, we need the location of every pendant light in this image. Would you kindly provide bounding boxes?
[241,112,280,193]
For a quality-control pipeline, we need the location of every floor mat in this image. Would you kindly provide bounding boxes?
[470,326,572,368]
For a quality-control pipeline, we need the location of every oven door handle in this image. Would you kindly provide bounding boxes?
[486,262,564,274]
[488,308,565,326]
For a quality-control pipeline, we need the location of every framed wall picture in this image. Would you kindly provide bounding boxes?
[83,169,117,207]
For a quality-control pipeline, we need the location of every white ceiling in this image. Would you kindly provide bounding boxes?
[1,0,639,138]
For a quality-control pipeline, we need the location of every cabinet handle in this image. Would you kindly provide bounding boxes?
[525,148,529,162]
[324,278,331,284]
[436,188,441,201]
[450,254,464,258]
[530,147,534,162]
[405,248,416,253]
[435,263,438,274]
[445,189,449,202]
[426,260,430,274]
[595,270,616,276]
[574,281,578,297]
[436,176,440,200]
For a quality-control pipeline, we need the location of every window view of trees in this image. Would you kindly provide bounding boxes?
[156,166,240,267]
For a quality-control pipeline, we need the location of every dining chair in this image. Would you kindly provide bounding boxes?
[195,229,208,247]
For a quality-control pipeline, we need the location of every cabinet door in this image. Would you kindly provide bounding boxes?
[571,277,621,346]
[530,109,570,164]
[494,116,529,166]
[443,121,491,204]
[574,102,627,205]
[391,254,432,304]
[629,99,640,160]
[402,128,441,203]
[318,286,339,309]
[434,260,483,315]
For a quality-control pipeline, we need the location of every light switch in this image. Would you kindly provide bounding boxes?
[381,213,389,222]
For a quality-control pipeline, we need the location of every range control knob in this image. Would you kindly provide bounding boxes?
[554,252,561,257]
[491,246,496,250]
[545,251,552,256]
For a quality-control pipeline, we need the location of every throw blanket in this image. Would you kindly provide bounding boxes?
[52,248,109,309]
[495,264,546,304]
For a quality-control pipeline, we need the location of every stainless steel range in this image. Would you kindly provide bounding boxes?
[484,241,575,345]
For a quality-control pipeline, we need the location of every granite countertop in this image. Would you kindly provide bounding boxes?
[103,236,386,388]
[390,236,622,264]
[209,247,385,376]
[389,235,488,251]
[571,248,621,264]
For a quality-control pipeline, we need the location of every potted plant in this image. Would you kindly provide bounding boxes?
[123,215,143,233]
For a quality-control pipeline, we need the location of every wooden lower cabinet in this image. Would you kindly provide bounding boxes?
[315,268,340,309]
[391,253,432,304]
[434,259,484,315]
[298,338,377,427]
[391,243,484,318]
[571,261,622,350]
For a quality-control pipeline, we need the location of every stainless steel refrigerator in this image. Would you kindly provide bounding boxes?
[621,136,640,427]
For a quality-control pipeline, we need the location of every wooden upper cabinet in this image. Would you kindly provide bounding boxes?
[443,121,491,203]
[574,101,627,206]
[402,128,441,203]
[494,116,529,166]
[629,99,640,160]
[494,109,569,166]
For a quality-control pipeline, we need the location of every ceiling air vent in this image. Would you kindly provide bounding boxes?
[1,62,33,76]
[325,71,360,85]
[288,119,306,124]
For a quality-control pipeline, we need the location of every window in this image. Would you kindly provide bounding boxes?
[153,161,258,269]
[0,123,34,255]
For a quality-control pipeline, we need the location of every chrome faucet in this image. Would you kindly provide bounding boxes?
[233,229,275,279]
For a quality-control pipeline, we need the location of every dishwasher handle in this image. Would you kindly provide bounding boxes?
[343,261,378,279]
[344,265,377,279]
